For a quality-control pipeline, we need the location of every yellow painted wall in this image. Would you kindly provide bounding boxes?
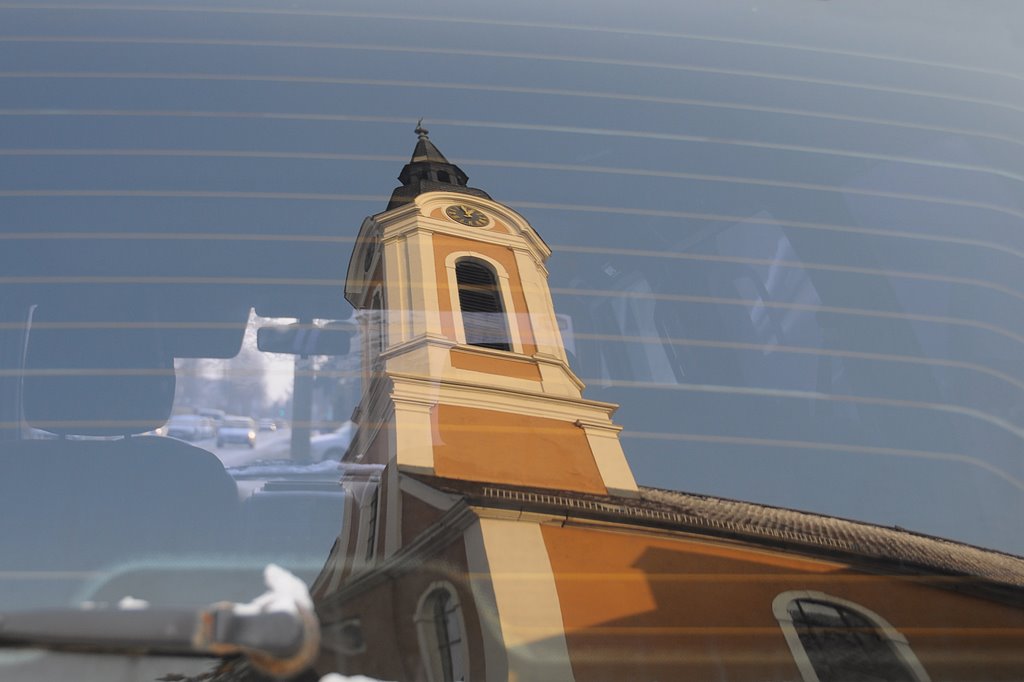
[432,404,607,495]
[540,524,1024,681]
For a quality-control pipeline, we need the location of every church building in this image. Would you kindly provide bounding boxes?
[310,127,1024,682]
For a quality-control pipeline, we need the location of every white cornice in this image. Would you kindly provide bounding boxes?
[388,371,619,423]
[380,333,457,360]
[532,352,586,392]
[574,418,624,434]
[372,203,422,225]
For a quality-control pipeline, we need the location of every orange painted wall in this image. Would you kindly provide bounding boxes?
[432,232,537,355]
[432,404,607,495]
[540,524,1024,681]
[449,347,542,381]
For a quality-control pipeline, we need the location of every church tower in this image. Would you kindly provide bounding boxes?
[318,127,1024,682]
[342,125,637,523]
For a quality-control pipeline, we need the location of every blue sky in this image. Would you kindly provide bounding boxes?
[2,0,1023,553]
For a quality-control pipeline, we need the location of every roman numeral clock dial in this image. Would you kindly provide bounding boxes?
[445,204,490,227]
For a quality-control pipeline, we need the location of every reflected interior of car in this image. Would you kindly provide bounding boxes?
[0,0,1022,680]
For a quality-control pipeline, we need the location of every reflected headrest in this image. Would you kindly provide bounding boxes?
[23,306,175,436]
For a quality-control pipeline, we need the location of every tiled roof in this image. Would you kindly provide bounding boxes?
[639,486,1024,589]
[413,475,1024,592]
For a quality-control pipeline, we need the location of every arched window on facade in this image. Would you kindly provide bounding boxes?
[455,259,510,352]
[774,591,930,682]
[414,583,469,682]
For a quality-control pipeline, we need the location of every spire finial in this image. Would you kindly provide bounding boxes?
[387,122,492,210]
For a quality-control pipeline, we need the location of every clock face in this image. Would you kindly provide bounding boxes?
[445,204,490,227]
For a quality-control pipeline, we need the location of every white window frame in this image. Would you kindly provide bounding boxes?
[414,581,471,682]
[444,251,523,353]
[773,590,931,682]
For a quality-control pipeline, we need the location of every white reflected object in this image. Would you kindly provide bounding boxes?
[116,596,149,610]
[320,674,394,682]
[233,563,312,616]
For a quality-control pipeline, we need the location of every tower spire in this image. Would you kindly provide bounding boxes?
[385,122,492,210]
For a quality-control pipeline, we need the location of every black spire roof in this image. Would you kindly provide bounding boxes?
[386,122,492,211]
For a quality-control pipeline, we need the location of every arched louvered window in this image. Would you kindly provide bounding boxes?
[415,583,469,682]
[774,592,930,682]
[455,259,510,352]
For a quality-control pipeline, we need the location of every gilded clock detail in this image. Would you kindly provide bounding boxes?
[445,204,490,227]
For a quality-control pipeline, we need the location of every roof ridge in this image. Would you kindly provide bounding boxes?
[638,484,1024,562]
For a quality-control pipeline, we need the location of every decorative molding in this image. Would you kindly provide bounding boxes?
[389,371,619,424]
[573,418,624,434]
[382,333,457,360]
